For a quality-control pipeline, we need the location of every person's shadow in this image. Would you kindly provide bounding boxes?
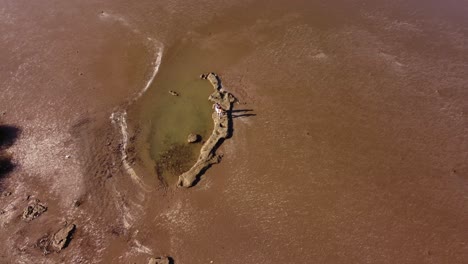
[226,108,256,139]
[231,109,256,118]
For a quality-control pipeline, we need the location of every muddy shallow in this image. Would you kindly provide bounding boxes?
[0,0,467,263]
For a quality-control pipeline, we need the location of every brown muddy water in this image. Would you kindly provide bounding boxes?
[1,0,468,263]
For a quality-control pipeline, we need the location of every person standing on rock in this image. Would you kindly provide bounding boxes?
[214,103,225,118]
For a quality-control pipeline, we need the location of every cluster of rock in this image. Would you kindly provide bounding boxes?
[168,90,179,96]
[177,73,236,187]
[22,200,47,222]
[19,198,77,255]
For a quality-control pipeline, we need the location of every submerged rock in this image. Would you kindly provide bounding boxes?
[22,201,47,222]
[187,133,200,143]
[148,256,171,264]
[52,223,76,251]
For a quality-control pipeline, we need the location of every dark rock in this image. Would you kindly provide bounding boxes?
[22,202,47,222]
[52,223,76,251]
[73,199,82,208]
[187,133,200,143]
[200,73,207,79]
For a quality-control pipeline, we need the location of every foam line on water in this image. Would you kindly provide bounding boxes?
[99,11,140,34]
[102,11,164,189]
[102,14,163,252]
[133,40,164,102]
[111,111,152,192]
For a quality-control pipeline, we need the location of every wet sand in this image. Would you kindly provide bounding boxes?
[0,0,467,263]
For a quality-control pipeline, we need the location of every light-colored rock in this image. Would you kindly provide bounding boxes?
[187,133,200,143]
[52,223,76,251]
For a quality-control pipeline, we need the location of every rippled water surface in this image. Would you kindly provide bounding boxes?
[0,0,467,263]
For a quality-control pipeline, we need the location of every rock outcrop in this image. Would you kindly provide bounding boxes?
[177,73,236,187]
[51,223,76,251]
[35,223,76,254]
[148,256,171,264]
[22,201,47,222]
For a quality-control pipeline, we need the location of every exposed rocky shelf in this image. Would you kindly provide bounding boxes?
[177,73,236,187]
[22,200,47,222]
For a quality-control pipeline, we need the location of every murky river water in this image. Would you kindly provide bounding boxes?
[0,0,467,263]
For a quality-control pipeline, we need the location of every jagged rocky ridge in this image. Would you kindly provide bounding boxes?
[177,73,236,187]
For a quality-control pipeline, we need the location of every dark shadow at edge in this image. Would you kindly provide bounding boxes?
[0,125,21,150]
[0,124,21,192]
[61,225,77,250]
[168,256,175,264]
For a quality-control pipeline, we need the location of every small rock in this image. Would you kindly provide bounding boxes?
[148,256,171,264]
[65,155,71,159]
[187,133,200,143]
[0,209,5,215]
[22,202,47,222]
[200,73,207,79]
[169,90,179,96]
[52,223,76,251]
[73,199,81,208]
[3,191,12,197]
